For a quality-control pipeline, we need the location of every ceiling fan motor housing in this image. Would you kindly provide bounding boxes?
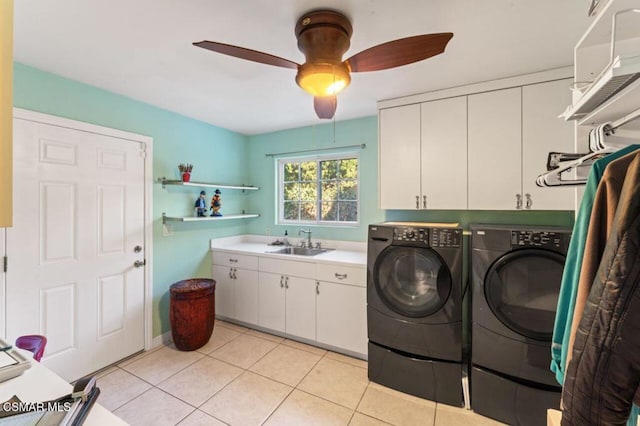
[295,10,353,96]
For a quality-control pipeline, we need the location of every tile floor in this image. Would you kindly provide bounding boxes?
[96,321,504,426]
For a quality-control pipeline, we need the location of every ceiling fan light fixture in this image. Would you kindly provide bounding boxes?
[296,62,351,97]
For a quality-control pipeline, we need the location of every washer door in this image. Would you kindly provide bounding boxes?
[373,246,452,318]
[485,248,565,341]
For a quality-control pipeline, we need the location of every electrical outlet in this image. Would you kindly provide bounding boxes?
[162,223,174,237]
[266,228,271,236]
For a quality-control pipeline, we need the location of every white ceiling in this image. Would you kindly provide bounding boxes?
[13,0,593,135]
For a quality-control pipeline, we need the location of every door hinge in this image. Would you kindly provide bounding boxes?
[3,256,7,273]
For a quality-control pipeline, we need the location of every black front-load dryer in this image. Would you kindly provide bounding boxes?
[367,223,463,407]
[470,224,571,426]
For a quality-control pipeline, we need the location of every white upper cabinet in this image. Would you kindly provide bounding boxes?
[468,87,522,210]
[421,97,468,209]
[467,80,576,211]
[379,104,421,209]
[379,97,467,210]
[522,79,576,210]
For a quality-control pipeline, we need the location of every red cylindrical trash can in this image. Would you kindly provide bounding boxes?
[169,278,216,351]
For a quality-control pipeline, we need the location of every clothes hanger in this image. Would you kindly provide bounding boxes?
[536,150,613,187]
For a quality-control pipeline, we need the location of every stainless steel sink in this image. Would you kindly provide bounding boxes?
[268,247,329,256]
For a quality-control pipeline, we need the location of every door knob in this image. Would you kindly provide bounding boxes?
[134,260,146,268]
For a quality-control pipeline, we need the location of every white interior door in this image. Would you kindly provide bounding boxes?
[0,228,5,338]
[7,118,146,381]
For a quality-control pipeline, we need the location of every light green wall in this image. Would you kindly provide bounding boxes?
[13,63,250,337]
[12,63,575,339]
[246,116,384,241]
[247,115,574,242]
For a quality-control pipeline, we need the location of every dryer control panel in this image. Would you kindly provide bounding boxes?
[393,227,461,248]
[511,231,565,250]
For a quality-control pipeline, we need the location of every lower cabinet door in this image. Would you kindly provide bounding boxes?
[258,272,286,333]
[317,281,367,355]
[212,265,234,319]
[234,268,259,325]
[285,276,316,341]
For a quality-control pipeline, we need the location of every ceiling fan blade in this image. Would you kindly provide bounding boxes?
[314,96,337,119]
[193,41,300,70]
[346,33,453,72]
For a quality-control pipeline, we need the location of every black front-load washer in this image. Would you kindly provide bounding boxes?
[470,224,571,426]
[367,223,463,407]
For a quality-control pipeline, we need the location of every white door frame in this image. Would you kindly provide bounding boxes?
[12,108,154,351]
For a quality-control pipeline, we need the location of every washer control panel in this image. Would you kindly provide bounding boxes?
[393,227,429,244]
[511,231,564,249]
[432,228,462,248]
[393,227,461,248]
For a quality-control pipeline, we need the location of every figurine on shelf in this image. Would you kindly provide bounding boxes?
[194,191,207,217]
[210,189,222,217]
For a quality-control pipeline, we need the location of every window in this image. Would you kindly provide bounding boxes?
[278,154,359,225]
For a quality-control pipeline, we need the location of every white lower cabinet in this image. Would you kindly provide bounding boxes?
[258,257,317,341]
[212,264,235,319]
[316,280,367,355]
[211,265,258,323]
[284,275,316,341]
[257,272,286,332]
[214,250,366,357]
[212,251,259,323]
[258,272,317,340]
[233,268,259,324]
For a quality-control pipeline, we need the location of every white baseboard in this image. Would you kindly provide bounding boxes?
[152,331,172,348]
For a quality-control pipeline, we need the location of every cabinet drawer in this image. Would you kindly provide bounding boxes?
[212,251,258,270]
[316,264,366,287]
[259,257,314,278]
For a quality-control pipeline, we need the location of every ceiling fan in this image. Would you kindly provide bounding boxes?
[194,9,453,119]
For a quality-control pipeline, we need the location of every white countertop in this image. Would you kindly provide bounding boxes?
[210,235,367,267]
[0,354,126,425]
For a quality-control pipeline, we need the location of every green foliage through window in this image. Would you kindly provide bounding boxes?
[279,155,358,224]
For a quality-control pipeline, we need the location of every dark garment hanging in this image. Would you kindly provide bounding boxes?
[562,152,640,425]
[564,151,639,378]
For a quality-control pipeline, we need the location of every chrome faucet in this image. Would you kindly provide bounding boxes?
[298,229,312,248]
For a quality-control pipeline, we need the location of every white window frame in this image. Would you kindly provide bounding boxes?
[277,152,360,226]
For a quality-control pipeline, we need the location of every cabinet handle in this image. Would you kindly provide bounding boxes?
[285,276,289,289]
[515,194,522,210]
[229,258,238,263]
[280,276,284,288]
[228,268,233,279]
[415,195,420,209]
[423,195,427,209]
[525,193,532,210]
[334,273,347,280]
[232,268,237,279]
[316,281,320,295]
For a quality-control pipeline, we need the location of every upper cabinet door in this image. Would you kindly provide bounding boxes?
[379,104,421,210]
[522,79,576,211]
[468,88,522,210]
[421,97,468,209]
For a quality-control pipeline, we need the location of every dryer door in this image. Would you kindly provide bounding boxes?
[485,248,565,341]
[373,246,451,318]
